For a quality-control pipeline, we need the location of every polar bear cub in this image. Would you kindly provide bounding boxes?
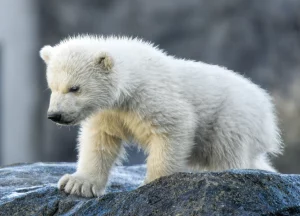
[40,35,282,197]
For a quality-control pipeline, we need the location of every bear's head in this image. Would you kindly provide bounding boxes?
[40,42,119,125]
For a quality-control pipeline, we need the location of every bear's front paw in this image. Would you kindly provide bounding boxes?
[57,173,105,198]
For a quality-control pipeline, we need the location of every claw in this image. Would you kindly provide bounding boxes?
[57,173,105,198]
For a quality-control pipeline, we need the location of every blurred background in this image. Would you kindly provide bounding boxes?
[0,0,299,173]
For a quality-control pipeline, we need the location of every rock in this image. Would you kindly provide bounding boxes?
[0,163,300,215]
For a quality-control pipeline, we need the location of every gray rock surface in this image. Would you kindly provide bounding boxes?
[1,163,300,215]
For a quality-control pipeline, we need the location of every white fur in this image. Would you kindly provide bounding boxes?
[40,45,53,64]
[41,35,282,197]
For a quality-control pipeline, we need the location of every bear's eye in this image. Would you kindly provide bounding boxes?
[69,86,80,93]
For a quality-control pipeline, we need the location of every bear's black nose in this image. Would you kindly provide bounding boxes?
[47,112,62,122]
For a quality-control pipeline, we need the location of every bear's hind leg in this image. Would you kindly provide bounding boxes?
[252,154,276,172]
[143,135,192,184]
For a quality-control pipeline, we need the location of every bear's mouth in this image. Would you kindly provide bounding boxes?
[56,119,79,126]
[57,120,73,125]
[54,117,81,126]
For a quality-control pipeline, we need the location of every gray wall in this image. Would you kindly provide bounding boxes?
[0,0,42,165]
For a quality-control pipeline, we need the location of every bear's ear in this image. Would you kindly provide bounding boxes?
[95,52,114,72]
[40,45,53,64]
